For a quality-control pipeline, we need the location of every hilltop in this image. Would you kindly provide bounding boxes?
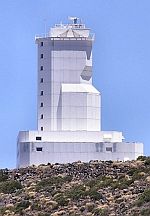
[0,156,150,216]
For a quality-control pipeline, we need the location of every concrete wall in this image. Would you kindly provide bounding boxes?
[17,141,143,167]
[36,37,96,132]
[18,130,124,143]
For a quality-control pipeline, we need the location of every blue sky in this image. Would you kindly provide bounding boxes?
[0,0,150,168]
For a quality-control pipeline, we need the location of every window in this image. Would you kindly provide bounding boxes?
[40,91,43,96]
[41,114,43,119]
[113,143,117,152]
[41,54,43,58]
[40,102,43,107]
[41,41,43,46]
[41,127,43,131]
[106,147,112,152]
[40,78,43,83]
[36,136,42,141]
[36,147,43,151]
[40,66,43,71]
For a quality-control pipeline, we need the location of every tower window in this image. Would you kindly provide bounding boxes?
[40,91,43,96]
[40,78,43,83]
[41,41,43,46]
[40,66,43,71]
[41,114,43,119]
[41,127,43,131]
[36,147,43,151]
[41,54,43,58]
[40,102,43,107]
[36,136,42,141]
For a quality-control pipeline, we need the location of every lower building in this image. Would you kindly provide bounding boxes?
[17,131,143,167]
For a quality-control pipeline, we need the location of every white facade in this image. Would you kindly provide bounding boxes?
[17,17,143,168]
[36,22,98,132]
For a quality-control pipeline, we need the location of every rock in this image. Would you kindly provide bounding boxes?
[6,203,14,208]
[146,176,150,182]
[86,213,93,216]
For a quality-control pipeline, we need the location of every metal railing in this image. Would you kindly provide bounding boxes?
[35,33,95,41]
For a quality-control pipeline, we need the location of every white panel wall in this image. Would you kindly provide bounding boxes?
[17,141,143,167]
[36,37,96,132]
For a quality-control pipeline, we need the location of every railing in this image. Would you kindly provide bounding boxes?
[54,23,86,29]
[35,33,95,41]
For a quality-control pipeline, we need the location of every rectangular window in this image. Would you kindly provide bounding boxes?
[41,42,43,46]
[40,66,43,71]
[40,91,43,96]
[41,114,43,119]
[41,54,43,58]
[40,102,43,107]
[36,136,42,141]
[41,127,43,131]
[113,143,117,152]
[36,147,43,151]
[40,78,43,83]
[106,147,112,152]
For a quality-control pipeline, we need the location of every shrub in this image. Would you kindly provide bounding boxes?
[128,168,139,176]
[132,172,143,181]
[36,175,72,191]
[86,188,103,201]
[0,180,22,194]
[15,201,30,214]
[38,213,50,216]
[54,193,69,206]
[141,208,150,216]
[136,189,150,207]
[145,157,150,166]
[0,169,8,182]
[137,156,147,161]
[111,178,133,190]
[66,185,86,200]
[31,203,41,211]
[99,177,114,188]
[86,176,113,189]
[92,208,109,216]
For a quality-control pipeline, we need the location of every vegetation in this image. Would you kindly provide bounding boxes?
[137,156,147,161]
[65,184,86,200]
[136,189,150,207]
[54,193,69,206]
[92,208,109,216]
[15,200,30,214]
[137,156,150,166]
[1,157,150,215]
[0,180,22,194]
[144,157,150,166]
[36,175,72,191]
[0,169,8,182]
[141,208,150,216]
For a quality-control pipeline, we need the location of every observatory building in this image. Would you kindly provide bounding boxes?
[17,17,143,168]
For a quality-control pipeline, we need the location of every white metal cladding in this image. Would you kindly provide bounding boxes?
[17,141,143,167]
[18,131,124,143]
[37,36,94,131]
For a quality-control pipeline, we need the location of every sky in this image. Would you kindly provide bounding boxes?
[0,0,150,168]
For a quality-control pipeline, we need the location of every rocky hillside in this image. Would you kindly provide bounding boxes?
[0,156,150,216]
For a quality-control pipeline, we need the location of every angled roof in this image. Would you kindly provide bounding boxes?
[61,83,100,94]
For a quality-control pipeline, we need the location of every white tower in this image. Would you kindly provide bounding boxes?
[17,18,143,168]
[36,17,100,132]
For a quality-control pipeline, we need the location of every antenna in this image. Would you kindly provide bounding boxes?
[68,16,79,24]
[43,18,47,37]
